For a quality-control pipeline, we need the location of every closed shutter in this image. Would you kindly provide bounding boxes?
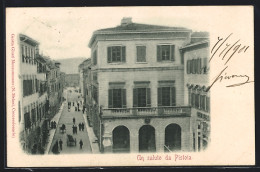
[107,47,112,63]
[206,97,210,112]
[122,89,126,108]
[203,58,207,74]
[122,46,126,62]
[108,89,113,108]
[146,88,151,107]
[171,87,176,106]
[198,58,202,74]
[187,60,190,74]
[157,45,162,62]
[158,87,162,106]
[170,45,175,61]
[133,88,138,107]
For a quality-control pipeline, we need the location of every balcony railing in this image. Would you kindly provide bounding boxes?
[101,106,191,117]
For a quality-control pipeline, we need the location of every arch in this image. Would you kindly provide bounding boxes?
[112,125,130,153]
[164,123,181,152]
[139,125,156,152]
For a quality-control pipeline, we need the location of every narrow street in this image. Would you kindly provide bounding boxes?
[49,89,92,154]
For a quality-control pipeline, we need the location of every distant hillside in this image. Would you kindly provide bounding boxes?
[57,57,87,74]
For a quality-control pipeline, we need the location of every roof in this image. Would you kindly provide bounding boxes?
[19,34,39,46]
[35,54,47,64]
[180,40,209,51]
[191,32,209,38]
[97,23,189,32]
[89,22,191,47]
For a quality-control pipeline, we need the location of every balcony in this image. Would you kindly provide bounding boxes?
[101,106,191,118]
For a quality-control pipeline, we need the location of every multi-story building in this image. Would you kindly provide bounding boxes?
[180,36,210,152]
[45,58,64,118]
[78,58,91,96]
[18,34,49,154]
[87,18,195,153]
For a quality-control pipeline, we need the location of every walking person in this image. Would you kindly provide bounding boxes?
[82,122,85,131]
[59,139,63,151]
[82,105,85,114]
[73,117,75,124]
[72,124,76,134]
[79,139,83,149]
[78,123,82,131]
[75,125,78,134]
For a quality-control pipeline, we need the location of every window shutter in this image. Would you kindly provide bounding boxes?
[158,87,162,106]
[171,45,175,61]
[108,89,113,108]
[133,88,138,107]
[122,46,126,62]
[203,58,207,74]
[171,87,176,106]
[157,45,162,62]
[192,59,195,74]
[206,96,210,112]
[122,89,126,108]
[187,60,190,74]
[146,88,151,107]
[107,47,112,63]
[199,58,202,74]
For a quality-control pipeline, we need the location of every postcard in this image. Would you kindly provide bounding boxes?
[6,6,254,167]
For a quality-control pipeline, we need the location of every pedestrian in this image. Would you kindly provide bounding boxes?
[73,117,75,124]
[75,106,77,111]
[52,140,59,154]
[72,125,75,134]
[79,139,83,149]
[81,122,84,131]
[78,123,82,131]
[82,105,85,114]
[75,125,78,134]
[73,102,74,106]
[53,121,56,129]
[59,139,63,151]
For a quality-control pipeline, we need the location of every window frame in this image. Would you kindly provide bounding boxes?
[107,46,126,63]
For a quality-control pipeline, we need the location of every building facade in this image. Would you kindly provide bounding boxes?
[87,18,195,153]
[18,34,49,154]
[45,59,64,118]
[181,38,210,152]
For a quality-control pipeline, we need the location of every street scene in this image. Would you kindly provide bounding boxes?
[17,12,211,155]
[48,88,92,154]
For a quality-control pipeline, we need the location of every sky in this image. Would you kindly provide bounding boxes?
[8,7,217,60]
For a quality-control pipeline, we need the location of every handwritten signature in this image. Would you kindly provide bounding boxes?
[208,33,254,90]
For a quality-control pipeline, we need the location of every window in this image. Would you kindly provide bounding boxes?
[187,58,203,74]
[133,88,151,107]
[108,89,126,108]
[21,45,25,62]
[92,86,98,103]
[107,46,126,63]
[136,46,146,62]
[93,50,97,65]
[158,87,176,106]
[157,45,175,61]
[206,96,210,112]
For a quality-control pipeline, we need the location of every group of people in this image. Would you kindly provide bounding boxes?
[50,121,57,129]
[68,101,82,112]
[52,139,63,154]
[72,121,85,134]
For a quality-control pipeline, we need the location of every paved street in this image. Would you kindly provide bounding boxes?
[49,89,92,154]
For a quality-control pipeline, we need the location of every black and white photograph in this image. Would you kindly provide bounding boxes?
[6,6,254,166]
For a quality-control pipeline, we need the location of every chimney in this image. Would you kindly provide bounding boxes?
[121,17,132,26]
